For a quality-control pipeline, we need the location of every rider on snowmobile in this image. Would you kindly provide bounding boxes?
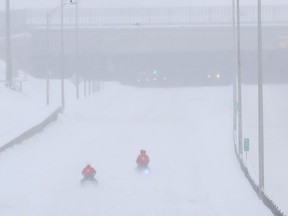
[82,164,96,178]
[136,149,150,168]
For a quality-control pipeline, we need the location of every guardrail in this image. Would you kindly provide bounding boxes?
[26,6,288,27]
[0,107,62,153]
[234,144,286,216]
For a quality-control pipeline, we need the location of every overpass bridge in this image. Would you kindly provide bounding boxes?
[1,6,288,86]
[26,6,288,27]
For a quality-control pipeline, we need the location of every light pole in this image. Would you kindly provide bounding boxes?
[46,9,59,106]
[46,0,76,108]
[61,0,65,111]
[232,0,237,144]
[46,13,50,106]
[258,0,264,197]
[5,0,12,87]
[75,0,83,100]
[60,0,78,111]
[236,0,243,159]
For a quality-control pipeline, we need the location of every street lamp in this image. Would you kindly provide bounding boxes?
[46,15,50,106]
[69,0,85,100]
[5,0,12,87]
[46,0,76,107]
[232,0,237,144]
[236,0,243,159]
[46,5,62,106]
[258,0,264,197]
[60,0,77,111]
[75,0,84,100]
[60,0,65,111]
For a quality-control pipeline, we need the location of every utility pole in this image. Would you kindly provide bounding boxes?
[76,0,80,99]
[47,0,78,108]
[46,13,50,106]
[232,0,237,143]
[236,0,243,158]
[5,0,12,87]
[258,0,265,197]
[61,0,65,111]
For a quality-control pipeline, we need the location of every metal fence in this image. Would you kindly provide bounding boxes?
[26,6,288,27]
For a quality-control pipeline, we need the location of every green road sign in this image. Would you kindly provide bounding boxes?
[244,138,250,151]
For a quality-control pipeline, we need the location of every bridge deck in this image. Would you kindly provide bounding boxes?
[1,6,288,28]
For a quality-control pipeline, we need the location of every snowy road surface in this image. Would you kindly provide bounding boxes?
[0,83,272,216]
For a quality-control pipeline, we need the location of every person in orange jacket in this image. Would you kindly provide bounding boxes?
[136,149,150,168]
[82,164,96,178]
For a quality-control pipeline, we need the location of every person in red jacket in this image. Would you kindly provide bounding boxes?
[82,164,96,178]
[136,149,150,168]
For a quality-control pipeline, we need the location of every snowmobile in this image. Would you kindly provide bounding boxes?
[80,176,98,186]
[136,165,151,174]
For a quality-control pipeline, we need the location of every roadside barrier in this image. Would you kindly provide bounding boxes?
[0,107,62,153]
[234,145,286,216]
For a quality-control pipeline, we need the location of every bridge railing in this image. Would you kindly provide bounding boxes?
[25,6,288,27]
[0,10,28,36]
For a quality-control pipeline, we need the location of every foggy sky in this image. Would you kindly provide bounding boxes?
[1,0,288,11]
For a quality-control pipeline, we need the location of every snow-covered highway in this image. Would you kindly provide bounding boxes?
[0,83,272,216]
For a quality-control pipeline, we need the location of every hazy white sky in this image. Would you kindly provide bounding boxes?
[1,0,288,10]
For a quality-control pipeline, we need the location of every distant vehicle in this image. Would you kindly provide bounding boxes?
[134,71,168,87]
